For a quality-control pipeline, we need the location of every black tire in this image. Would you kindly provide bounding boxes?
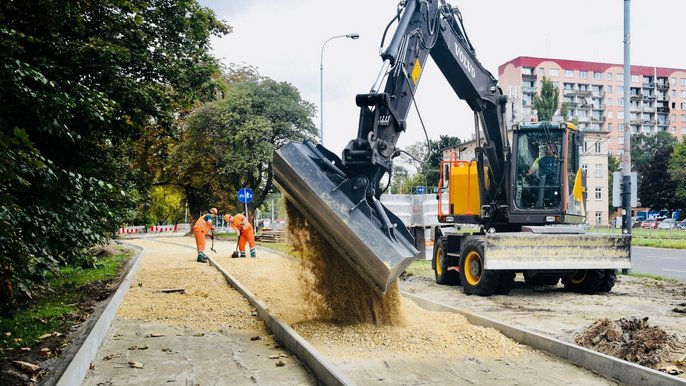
[495,271,516,295]
[524,272,560,286]
[562,269,605,294]
[598,269,618,293]
[459,238,501,296]
[433,237,460,285]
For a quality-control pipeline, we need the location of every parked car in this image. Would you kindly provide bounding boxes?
[632,218,643,228]
[657,218,676,230]
[640,218,659,229]
[677,219,686,230]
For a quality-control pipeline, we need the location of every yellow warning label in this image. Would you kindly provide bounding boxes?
[411,58,422,85]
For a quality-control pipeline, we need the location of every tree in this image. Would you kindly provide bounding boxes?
[631,132,677,209]
[395,135,461,192]
[668,139,686,210]
[0,0,228,312]
[170,71,317,221]
[533,77,559,121]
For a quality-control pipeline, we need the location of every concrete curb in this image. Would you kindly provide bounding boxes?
[56,244,145,386]
[208,256,353,386]
[402,291,686,386]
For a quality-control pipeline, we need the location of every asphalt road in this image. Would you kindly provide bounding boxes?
[631,246,686,282]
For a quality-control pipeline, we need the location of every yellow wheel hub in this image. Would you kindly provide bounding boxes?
[435,246,443,276]
[569,270,587,284]
[464,250,482,286]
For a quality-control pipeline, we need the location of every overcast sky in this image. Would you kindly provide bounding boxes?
[199,0,685,155]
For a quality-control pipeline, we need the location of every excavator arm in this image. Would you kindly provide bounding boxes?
[273,0,509,294]
[345,0,509,211]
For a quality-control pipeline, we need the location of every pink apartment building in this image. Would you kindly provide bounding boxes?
[497,56,686,226]
[498,56,686,156]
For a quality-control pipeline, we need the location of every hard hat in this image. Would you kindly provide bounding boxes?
[210,208,218,215]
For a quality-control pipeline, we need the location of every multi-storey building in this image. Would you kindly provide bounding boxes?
[498,56,686,226]
[498,56,686,156]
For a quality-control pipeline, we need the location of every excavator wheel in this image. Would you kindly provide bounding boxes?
[524,272,560,286]
[562,269,606,294]
[459,238,501,296]
[433,237,460,285]
[495,270,516,295]
[598,269,618,293]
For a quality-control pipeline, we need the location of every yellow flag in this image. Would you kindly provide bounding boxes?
[572,168,585,202]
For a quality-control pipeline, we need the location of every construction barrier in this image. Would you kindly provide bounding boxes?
[150,224,177,233]
[117,226,146,235]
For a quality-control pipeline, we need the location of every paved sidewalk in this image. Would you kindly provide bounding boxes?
[81,237,315,386]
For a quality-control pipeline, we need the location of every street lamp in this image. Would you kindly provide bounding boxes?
[320,33,359,146]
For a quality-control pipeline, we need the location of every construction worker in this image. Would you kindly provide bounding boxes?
[193,208,217,262]
[224,213,256,257]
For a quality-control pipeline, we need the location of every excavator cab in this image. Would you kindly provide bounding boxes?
[509,122,586,226]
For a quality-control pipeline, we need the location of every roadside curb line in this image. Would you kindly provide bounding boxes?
[207,256,353,386]
[56,244,145,386]
[402,291,685,386]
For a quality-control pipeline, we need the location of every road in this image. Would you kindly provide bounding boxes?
[632,246,686,282]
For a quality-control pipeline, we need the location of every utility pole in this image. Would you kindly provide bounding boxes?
[622,0,632,235]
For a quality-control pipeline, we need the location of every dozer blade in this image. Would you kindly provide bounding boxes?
[273,141,419,295]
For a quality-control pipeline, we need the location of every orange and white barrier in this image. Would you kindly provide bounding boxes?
[150,224,178,233]
[118,226,145,234]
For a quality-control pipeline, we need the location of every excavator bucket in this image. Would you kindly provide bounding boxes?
[273,141,419,295]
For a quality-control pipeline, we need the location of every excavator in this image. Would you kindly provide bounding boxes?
[273,0,630,296]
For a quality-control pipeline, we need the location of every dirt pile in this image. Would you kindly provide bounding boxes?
[575,316,684,370]
[285,201,405,326]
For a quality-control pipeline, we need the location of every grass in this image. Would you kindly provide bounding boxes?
[403,259,434,278]
[0,250,131,357]
[588,227,686,249]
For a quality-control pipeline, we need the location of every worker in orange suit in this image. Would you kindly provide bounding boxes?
[224,213,256,258]
[193,208,217,262]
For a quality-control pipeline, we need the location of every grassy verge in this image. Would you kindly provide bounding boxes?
[587,228,686,249]
[0,249,131,358]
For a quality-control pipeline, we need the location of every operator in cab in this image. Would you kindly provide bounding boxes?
[525,142,559,183]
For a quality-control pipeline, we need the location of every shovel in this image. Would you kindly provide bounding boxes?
[210,230,217,253]
[231,234,240,258]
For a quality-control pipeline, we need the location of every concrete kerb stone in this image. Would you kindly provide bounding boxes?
[56,243,145,386]
[207,256,354,386]
[402,291,686,386]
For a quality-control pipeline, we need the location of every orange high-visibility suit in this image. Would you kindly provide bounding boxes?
[227,213,256,257]
[193,208,217,261]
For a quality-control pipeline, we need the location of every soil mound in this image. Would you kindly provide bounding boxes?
[575,316,684,369]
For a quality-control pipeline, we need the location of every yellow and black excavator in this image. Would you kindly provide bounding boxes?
[273,0,630,296]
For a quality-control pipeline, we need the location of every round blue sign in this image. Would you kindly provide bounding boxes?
[238,188,253,204]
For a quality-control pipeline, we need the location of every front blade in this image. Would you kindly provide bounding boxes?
[273,141,418,295]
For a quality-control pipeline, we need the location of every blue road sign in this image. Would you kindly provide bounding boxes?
[416,186,426,194]
[238,188,253,204]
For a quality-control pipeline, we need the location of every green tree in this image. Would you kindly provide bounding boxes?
[0,0,228,312]
[170,72,317,220]
[533,77,559,121]
[668,139,686,210]
[631,132,677,209]
[397,135,461,192]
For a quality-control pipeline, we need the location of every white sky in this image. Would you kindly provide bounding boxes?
[200,0,685,155]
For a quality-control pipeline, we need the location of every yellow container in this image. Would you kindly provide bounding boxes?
[448,160,487,216]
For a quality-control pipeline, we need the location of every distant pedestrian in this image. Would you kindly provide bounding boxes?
[193,208,217,262]
[224,213,256,257]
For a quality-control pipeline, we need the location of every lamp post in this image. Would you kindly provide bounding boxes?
[320,33,359,146]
